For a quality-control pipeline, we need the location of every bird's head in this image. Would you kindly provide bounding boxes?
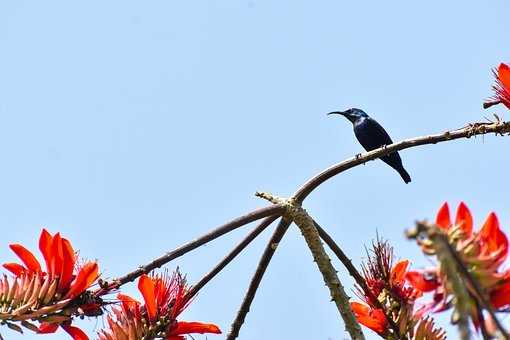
[327,108,368,123]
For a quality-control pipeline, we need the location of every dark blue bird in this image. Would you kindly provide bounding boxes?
[328,108,411,183]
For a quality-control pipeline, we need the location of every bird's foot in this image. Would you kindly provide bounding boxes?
[355,153,367,165]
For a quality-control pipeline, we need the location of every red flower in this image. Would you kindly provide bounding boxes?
[1,229,100,340]
[484,63,510,110]
[3,229,99,299]
[350,239,426,337]
[408,202,510,317]
[99,270,221,340]
[350,239,447,338]
[490,273,510,309]
[436,201,473,235]
[405,269,440,293]
[351,302,387,334]
[351,258,416,329]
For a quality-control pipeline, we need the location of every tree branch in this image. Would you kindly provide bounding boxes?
[256,192,365,340]
[186,215,280,300]
[95,204,285,294]
[315,220,403,339]
[474,299,491,340]
[225,119,510,339]
[94,118,510,337]
[294,120,510,202]
[226,218,291,340]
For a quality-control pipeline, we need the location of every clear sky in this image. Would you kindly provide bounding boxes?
[1,1,510,339]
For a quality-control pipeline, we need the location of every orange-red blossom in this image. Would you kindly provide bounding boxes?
[484,63,510,110]
[406,202,510,329]
[348,236,446,339]
[350,259,417,336]
[2,229,99,340]
[99,271,221,340]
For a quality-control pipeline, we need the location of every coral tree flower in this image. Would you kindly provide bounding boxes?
[351,258,416,336]
[99,270,221,340]
[351,301,387,334]
[1,229,100,340]
[407,202,510,324]
[484,63,510,110]
[349,240,443,338]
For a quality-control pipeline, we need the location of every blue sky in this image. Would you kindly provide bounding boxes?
[1,1,510,339]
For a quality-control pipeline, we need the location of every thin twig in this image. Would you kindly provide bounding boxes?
[186,215,279,300]
[315,220,403,339]
[294,120,510,201]
[226,218,291,340]
[95,204,285,294]
[474,299,491,340]
[314,222,369,294]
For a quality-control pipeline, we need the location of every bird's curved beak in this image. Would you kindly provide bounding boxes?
[327,111,346,116]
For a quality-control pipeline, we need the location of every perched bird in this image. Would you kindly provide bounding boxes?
[328,108,411,183]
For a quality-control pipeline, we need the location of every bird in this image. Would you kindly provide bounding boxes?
[327,108,411,183]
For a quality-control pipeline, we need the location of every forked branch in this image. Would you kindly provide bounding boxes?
[101,118,510,339]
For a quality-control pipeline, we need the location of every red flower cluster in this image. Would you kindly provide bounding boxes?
[2,229,99,339]
[484,63,510,110]
[99,271,221,340]
[351,259,412,334]
[349,240,444,338]
[407,202,510,327]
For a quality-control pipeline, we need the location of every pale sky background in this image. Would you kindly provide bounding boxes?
[1,1,510,339]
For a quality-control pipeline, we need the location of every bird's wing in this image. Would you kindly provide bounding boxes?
[355,117,394,151]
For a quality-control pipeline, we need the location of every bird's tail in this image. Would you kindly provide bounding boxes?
[398,167,412,184]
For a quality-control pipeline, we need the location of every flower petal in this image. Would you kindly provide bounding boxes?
[59,238,76,292]
[490,279,510,309]
[350,301,370,316]
[479,212,508,260]
[405,270,439,292]
[436,202,451,229]
[38,322,59,334]
[171,321,222,335]
[138,274,157,321]
[490,281,510,309]
[3,263,26,276]
[499,63,510,90]
[65,262,98,299]
[9,244,41,273]
[390,259,409,284]
[39,229,53,274]
[50,233,64,279]
[117,293,140,311]
[455,202,473,236]
[62,324,89,340]
[350,302,386,334]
